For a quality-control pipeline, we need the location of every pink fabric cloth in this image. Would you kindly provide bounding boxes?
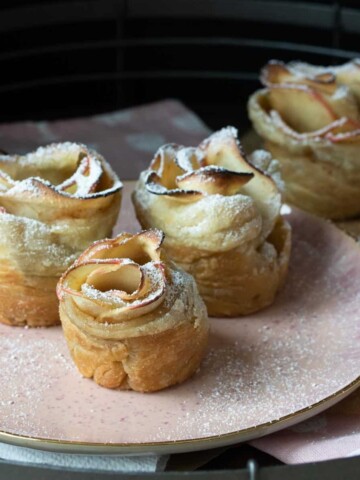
[0,99,359,465]
[0,99,210,179]
[251,390,360,463]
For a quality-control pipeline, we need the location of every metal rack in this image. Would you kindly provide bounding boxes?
[0,0,359,130]
[1,455,360,479]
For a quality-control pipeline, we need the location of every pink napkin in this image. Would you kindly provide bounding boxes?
[0,99,210,178]
[0,99,359,465]
[250,388,360,463]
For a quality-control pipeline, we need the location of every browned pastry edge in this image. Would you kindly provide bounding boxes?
[0,263,59,327]
[133,196,291,317]
[168,218,291,317]
[265,141,360,220]
[0,193,121,328]
[60,307,209,392]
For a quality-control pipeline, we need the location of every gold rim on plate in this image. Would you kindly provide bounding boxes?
[1,180,359,455]
[0,375,359,455]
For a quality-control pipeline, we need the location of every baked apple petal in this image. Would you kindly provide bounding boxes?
[145,171,203,202]
[75,233,133,264]
[261,60,294,86]
[325,128,360,143]
[85,261,144,301]
[78,230,165,265]
[176,167,253,196]
[58,155,103,197]
[58,260,125,298]
[150,145,186,188]
[262,60,337,94]
[268,85,338,133]
[200,127,281,239]
[98,283,166,322]
[175,147,204,171]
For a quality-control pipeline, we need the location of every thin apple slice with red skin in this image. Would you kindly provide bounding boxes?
[58,155,103,197]
[268,85,338,133]
[60,259,147,304]
[85,261,144,301]
[76,230,164,265]
[262,60,337,95]
[149,145,185,190]
[175,147,204,171]
[98,262,167,323]
[69,261,142,319]
[325,128,360,143]
[199,127,281,241]
[306,72,338,95]
[58,259,125,299]
[261,60,294,86]
[145,171,203,203]
[269,110,354,140]
[59,258,167,322]
[176,167,253,196]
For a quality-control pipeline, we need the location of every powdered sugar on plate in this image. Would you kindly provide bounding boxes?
[0,189,359,450]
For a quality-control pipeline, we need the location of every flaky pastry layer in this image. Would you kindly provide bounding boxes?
[132,127,291,316]
[0,143,122,327]
[248,60,360,219]
[57,230,209,392]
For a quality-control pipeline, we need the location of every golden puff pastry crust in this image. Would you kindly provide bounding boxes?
[132,127,291,317]
[56,229,209,392]
[0,143,122,327]
[248,59,360,220]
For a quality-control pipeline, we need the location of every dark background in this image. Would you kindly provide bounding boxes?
[0,0,359,133]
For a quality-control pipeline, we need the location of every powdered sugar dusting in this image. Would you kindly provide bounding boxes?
[0,213,78,271]
[0,142,122,202]
[0,204,359,447]
[0,329,74,438]
[81,283,127,306]
[175,147,204,171]
[6,177,48,196]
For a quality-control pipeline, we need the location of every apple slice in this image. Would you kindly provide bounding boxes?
[145,170,202,203]
[325,128,360,143]
[175,147,204,171]
[262,60,337,95]
[268,85,338,133]
[77,230,164,265]
[261,60,295,86]
[85,261,143,300]
[149,145,185,189]
[176,167,253,196]
[58,155,103,197]
[199,127,281,240]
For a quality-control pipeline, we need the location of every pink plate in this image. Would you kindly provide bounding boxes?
[0,182,359,454]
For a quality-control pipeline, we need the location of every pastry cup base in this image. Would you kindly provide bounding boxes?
[266,141,360,220]
[60,307,209,393]
[165,217,292,317]
[0,271,60,327]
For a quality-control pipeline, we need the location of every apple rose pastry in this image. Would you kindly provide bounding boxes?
[0,143,122,327]
[248,59,360,220]
[56,230,209,392]
[132,127,291,317]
